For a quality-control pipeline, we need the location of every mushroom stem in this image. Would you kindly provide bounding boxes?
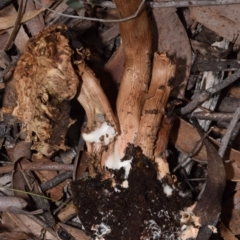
[75,61,119,176]
[114,0,152,158]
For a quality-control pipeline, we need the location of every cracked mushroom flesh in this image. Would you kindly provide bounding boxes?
[11,25,79,157]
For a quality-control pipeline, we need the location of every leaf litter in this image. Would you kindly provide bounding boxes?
[0,1,240,239]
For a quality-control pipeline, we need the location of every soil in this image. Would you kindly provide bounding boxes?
[71,145,193,239]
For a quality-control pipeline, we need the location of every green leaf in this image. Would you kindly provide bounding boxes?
[66,0,83,10]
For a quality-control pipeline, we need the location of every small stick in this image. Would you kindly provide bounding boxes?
[7,207,43,215]
[4,0,24,51]
[0,162,74,174]
[192,112,233,122]
[53,196,72,215]
[218,103,240,158]
[40,171,72,192]
[187,178,206,181]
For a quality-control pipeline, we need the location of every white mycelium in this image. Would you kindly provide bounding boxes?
[104,140,132,178]
[82,122,116,145]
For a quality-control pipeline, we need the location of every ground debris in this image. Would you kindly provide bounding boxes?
[71,146,193,240]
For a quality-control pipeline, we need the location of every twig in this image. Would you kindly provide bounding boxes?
[91,0,240,8]
[40,171,72,192]
[218,103,240,158]
[187,178,206,181]
[4,0,24,51]
[0,162,74,174]
[192,59,240,72]
[7,207,43,215]
[173,157,192,173]
[23,170,55,227]
[53,197,72,215]
[32,0,145,23]
[192,111,233,122]
[179,70,240,115]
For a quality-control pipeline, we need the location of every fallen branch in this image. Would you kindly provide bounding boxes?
[92,0,240,8]
[192,111,234,122]
[0,162,74,174]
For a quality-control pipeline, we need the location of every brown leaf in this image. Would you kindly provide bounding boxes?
[222,209,240,235]
[0,231,29,240]
[58,222,91,240]
[8,141,32,162]
[152,7,192,98]
[1,213,56,239]
[0,196,27,212]
[24,0,45,36]
[191,118,225,239]
[219,222,238,240]
[12,159,32,205]
[170,117,240,181]
[189,5,240,45]
[0,6,45,30]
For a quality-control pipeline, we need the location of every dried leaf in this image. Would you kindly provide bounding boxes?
[8,141,32,162]
[0,231,29,240]
[222,209,240,235]
[219,222,237,240]
[0,7,45,30]
[170,117,240,181]
[58,222,90,240]
[0,196,27,212]
[12,160,32,206]
[7,26,29,52]
[24,0,45,36]
[191,118,225,239]
[1,213,56,239]
[189,5,240,45]
[152,7,192,98]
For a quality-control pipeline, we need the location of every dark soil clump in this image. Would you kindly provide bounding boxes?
[71,145,193,239]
